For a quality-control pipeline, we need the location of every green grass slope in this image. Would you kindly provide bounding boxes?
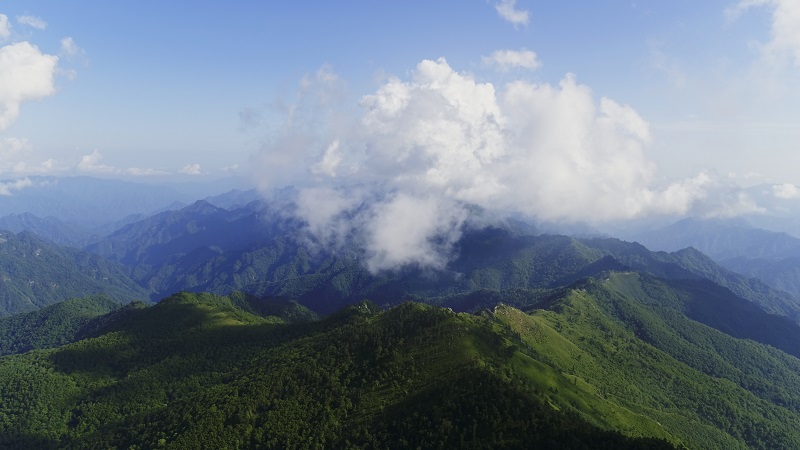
[496,272,800,449]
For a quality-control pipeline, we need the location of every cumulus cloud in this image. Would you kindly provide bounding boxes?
[258,58,748,272]
[16,15,47,30]
[494,0,530,27]
[0,41,59,131]
[482,49,541,72]
[727,0,800,67]
[77,150,117,173]
[179,163,203,175]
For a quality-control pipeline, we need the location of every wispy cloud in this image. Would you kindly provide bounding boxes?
[59,37,84,59]
[494,0,530,27]
[482,49,541,72]
[16,15,47,30]
[648,41,687,88]
[727,0,800,67]
[0,15,10,40]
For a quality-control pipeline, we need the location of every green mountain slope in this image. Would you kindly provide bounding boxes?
[4,285,800,448]
[633,217,800,299]
[0,231,151,316]
[581,237,800,322]
[0,295,121,356]
[497,272,800,448]
[0,292,679,449]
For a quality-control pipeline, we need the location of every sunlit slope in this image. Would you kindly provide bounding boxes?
[0,293,676,449]
[0,295,121,356]
[497,272,800,449]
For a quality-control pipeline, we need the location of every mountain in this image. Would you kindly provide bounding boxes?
[81,202,800,322]
[0,230,150,316]
[0,213,92,248]
[634,217,800,260]
[0,176,252,232]
[499,272,800,449]
[3,287,800,448]
[84,200,280,267]
[635,217,800,298]
[203,188,261,210]
[0,295,122,356]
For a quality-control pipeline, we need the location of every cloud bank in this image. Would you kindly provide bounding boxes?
[255,58,754,272]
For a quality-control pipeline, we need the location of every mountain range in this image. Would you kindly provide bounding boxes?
[3,177,800,447]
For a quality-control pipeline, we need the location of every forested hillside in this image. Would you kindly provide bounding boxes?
[0,292,678,449]
[0,231,150,316]
[2,285,800,448]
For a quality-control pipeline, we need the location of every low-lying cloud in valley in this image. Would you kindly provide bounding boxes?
[255,57,758,272]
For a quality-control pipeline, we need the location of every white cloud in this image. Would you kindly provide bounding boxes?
[494,0,530,27]
[364,193,467,272]
[253,65,348,191]
[0,41,59,131]
[76,150,170,176]
[16,158,61,175]
[77,150,117,174]
[0,15,10,40]
[728,0,800,67]
[0,177,32,196]
[179,163,203,175]
[773,183,800,199]
[482,49,541,72]
[262,58,748,272]
[295,186,366,249]
[311,140,343,177]
[59,37,83,58]
[0,136,29,160]
[16,15,47,30]
[0,138,64,176]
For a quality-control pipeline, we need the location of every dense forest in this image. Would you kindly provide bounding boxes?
[0,285,800,448]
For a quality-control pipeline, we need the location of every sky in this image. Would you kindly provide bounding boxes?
[0,1,796,181]
[1,1,800,268]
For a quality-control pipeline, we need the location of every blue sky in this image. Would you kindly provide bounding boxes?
[0,1,798,213]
